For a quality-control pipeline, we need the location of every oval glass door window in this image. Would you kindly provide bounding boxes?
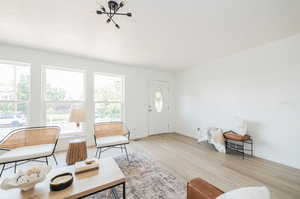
[154,88,164,112]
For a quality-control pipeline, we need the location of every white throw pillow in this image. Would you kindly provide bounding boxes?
[217,186,271,199]
[232,117,247,136]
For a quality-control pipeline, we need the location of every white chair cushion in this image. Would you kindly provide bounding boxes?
[96,136,129,147]
[0,144,55,164]
[217,186,270,199]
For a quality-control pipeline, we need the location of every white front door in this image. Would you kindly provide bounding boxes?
[148,81,170,135]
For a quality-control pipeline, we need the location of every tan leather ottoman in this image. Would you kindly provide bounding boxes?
[187,178,224,199]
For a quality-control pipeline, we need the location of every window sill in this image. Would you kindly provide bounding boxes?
[59,131,86,139]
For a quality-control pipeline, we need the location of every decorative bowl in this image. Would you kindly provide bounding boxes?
[0,165,51,191]
[50,172,73,191]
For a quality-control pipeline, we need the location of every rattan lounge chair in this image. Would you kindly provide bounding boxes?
[0,126,60,177]
[94,122,130,161]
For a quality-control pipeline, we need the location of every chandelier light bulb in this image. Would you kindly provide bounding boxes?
[120,0,128,7]
[96,0,106,12]
[96,0,103,7]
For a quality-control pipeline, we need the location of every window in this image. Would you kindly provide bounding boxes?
[154,88,164,113]
[94,74,123,122]
[0,61,30,135]
[43,67,85,133]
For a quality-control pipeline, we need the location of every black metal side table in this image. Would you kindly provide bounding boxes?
[224,131,253,159]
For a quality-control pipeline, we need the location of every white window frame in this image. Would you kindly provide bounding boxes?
[93,72,125,123]
[41,65,87,134]
[0,59,31,128]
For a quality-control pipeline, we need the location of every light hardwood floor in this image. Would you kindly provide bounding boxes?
[128,133,300,199]
[1,133,300,199]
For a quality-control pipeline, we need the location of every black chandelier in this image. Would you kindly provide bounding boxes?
[96,0,132,29]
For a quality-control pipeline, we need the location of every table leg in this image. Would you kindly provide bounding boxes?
[123,182,126,199]
[251,140,254,156]
[0,164,6,177]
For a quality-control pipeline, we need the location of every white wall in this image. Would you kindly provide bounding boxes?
[175,34,300,169]
[0,43,175,150]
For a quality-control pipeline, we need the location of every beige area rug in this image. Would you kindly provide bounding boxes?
[84,152,186,199]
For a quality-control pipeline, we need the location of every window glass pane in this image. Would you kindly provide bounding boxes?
[94,75,122,102]
[0,64,14,100]
[0,64,30,101]
[46,103,83,133]
[154,88,164,113]
[95,103,121,122]
[0,102,28,128]
[0,62,30,132]
[46,103,82,123]
[44,67,85,134]
[16,66,30,101]
[45,69,84,101]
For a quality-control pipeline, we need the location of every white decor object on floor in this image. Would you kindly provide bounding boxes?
[232,116,248,136]
[216,186,270,199]
[198,128,225,153]
[0,165,51,191]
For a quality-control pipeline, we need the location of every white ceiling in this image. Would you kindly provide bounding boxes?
[0,0,300,71]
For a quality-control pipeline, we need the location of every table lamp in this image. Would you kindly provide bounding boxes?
[69,108,86,127]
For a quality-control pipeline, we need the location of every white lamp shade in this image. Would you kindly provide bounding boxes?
[69,108,86,124]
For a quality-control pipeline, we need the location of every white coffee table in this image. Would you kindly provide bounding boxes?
[0,157,126,199]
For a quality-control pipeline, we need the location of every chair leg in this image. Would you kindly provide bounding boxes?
[0,164,6,177]
[121,145,124,153]
[14,162,17,173]
[53,154,58,165]
[45,157,49,165]
[124,145,129,161]
[95,148,99,158]
[111,188,119,199]
[242,141,245,159]
[98,148,102,159]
